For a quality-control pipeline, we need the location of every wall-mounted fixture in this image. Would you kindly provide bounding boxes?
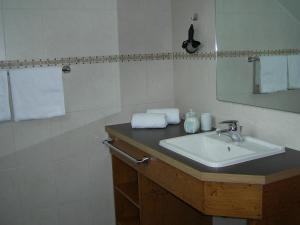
[182,14,201,54]
[62,65,71,73]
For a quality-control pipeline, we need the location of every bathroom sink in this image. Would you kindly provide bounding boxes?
[159,132,285,168]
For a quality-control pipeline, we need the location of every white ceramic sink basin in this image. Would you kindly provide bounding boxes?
[159,132,285,168]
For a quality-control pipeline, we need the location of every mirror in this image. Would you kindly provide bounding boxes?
[216,0,300,113]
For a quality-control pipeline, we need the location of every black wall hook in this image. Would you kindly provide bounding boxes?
[182,24,201,54]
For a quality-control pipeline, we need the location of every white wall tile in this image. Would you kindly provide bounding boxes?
[0,152,18,171]
[54,154,90,204]
[89,196,115,225]
[120,62,148,105]
[118,9,146,54]
[12,118,59,152]
[4,0,116,10]
[0,169,23,225]
[118,0,173,54]
[43,9,119,58]
[57,200,92,225]
[117,0,142,13]
[43,0,116,10]
[146,61,174,102]
[142,0,171,13]
[31,206,59,225]
[0,122,15,157]
[0,7,6,60]
[143,10,173,53]
[16,163,59,225]
[3,9,45,59]
[63,63,121,112]
[3,0,43,9]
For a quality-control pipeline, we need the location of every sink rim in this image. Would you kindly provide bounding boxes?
[159,132,286,168]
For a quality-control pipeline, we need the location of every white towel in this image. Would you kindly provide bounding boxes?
[131,113,168,129]
[259,56,288,93]
[288,55,300,89]
[10,67,65,121]
[147,108,180,124]
[0,71,11,122]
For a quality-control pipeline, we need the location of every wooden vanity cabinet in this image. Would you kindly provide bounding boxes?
[112,156,212,225]
[111,142,212,225]
[108,136,300,225]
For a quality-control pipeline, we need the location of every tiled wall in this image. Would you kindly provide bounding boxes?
[2,0,118,59]
[172,0,300,224]
[0,1,174,225]
[116,0,174,119]
[0,2,5,60]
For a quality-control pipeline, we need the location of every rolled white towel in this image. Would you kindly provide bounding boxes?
[147,108,180,124]
[131,113,168,129]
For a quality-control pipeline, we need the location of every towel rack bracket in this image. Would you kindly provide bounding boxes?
[62,65,71,73]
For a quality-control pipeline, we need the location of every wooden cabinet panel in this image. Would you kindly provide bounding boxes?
[203,182,262,219]
[261,175,300,225]
[115,190,140,225]
[139,175,212,225]
[111,151,212,225]
[111,138,206,212]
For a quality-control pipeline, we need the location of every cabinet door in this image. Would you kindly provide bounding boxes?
[139,175,212,225]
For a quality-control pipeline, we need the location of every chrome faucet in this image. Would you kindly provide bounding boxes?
[216,120,244,143]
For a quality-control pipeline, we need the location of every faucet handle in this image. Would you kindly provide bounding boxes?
[219,120,239,131]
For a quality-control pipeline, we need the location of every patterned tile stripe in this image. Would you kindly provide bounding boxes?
[0,49,299,70]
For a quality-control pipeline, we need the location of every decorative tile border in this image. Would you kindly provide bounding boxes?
[0,52,215,70]
[217,49,300,58]
[0,49,299,70]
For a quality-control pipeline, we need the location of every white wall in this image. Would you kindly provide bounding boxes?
[2,0,119,59]
[117,0,174,110]
[0,1,174,225]
[0,2,5,60]
[172,0,300,224]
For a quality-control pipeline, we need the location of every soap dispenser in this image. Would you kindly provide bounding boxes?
[184,109,200,134]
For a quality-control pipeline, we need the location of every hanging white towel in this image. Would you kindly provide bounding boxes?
[288,55,300,89]
[0,71,11,122]
[259,56,288,93]
[10,67,65,121]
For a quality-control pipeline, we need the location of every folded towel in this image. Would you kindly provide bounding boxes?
[259,56,288,93]
[131,113,168,129]
[146,108,180,124]
[10,67,65,121]
[0,71,11,122]
[288,55,300,89]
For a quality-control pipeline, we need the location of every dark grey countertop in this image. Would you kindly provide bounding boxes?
[106,122,300,177]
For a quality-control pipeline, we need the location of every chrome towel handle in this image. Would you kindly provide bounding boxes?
[102,138,151,165]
